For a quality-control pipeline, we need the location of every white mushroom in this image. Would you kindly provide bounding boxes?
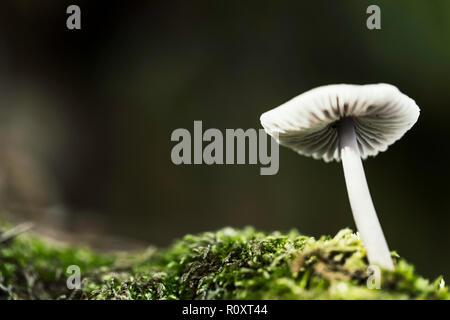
[260,83,420,270]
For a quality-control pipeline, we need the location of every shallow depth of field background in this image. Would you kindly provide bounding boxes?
[0,1,449,279]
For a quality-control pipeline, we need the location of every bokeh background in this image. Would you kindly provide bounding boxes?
[0,1,449,279]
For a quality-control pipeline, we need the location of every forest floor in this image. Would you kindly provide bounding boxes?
[0,222,448,300]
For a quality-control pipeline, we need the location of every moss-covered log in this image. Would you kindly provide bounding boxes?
[0,223,448,300]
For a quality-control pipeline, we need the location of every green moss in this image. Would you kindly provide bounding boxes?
[0,224,448,300]
[0,222,114,299]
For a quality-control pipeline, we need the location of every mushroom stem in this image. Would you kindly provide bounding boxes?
[338,117,394,270]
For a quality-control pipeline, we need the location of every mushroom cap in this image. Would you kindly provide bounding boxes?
[260,83,420,162]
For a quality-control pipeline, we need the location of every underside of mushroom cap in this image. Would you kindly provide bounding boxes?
[260,83,420,162]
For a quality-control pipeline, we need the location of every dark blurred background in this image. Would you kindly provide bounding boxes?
[0,1,449,279]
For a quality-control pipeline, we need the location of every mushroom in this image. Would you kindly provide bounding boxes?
[260,83,420,270]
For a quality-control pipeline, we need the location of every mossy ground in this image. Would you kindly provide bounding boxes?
[0,223,448,300]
